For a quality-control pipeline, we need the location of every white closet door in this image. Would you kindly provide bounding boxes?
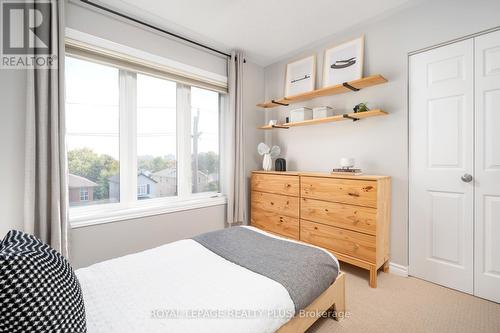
[474,30,500,303]
[409,39,474,293]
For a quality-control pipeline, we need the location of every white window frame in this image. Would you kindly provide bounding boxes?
[67,41,226,228]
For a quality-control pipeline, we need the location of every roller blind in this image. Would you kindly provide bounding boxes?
[65,38,228,94]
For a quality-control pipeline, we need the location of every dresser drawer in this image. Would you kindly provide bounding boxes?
[300,220,376,262]
[251,174,299,196]
[301,198,377,235]
[251,191,299,218]
[301,176,378,208]
[251,210,299,239]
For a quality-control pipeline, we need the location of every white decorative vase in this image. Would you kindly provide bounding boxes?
[262,153,272,171]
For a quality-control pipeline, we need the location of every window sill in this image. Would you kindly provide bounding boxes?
[70,195,226,229]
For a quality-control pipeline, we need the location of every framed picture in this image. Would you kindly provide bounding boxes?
[285,55,316,97]
[323,36,364,88]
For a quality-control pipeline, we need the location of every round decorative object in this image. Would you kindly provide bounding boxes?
[0,230,87,333]
[269,145,281,158]
[258,142,270,155]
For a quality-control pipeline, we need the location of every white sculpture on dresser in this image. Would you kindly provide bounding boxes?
[257,142,281,171]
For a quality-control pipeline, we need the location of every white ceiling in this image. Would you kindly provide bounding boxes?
[96,0,416,66]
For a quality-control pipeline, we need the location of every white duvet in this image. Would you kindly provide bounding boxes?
[76,227,338,333]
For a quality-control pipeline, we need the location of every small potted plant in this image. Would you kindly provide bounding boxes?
[353,102,370,113]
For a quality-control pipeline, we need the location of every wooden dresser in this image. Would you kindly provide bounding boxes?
[251,171,391,288]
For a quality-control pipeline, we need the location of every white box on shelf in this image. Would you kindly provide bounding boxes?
[313,106,334,119]
[290,107,313,122]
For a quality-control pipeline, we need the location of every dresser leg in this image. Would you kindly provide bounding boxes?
[383,260,390,273]
[369,266,377,288]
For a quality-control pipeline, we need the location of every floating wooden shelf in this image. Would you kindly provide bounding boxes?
[258,109,387,129]
[257,75,387,109]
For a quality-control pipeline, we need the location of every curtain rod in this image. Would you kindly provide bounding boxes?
[80,0,231,59]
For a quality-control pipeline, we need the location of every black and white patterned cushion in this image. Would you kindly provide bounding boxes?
[0,230,86,333]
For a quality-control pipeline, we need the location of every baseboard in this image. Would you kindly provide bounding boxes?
[388,262,408,277]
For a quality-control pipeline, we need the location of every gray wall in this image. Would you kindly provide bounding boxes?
[70,205,225,268]
[263,0,500,266]
[0,0,264,268]
[65,1,226,77]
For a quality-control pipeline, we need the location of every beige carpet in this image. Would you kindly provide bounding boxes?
[307,263,500,333]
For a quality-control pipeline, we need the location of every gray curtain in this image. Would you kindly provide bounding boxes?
[225,51,246,226]
[24,0,69,256]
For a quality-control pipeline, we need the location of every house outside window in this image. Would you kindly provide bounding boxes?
[136,172,156,199]
[68,174,97,206]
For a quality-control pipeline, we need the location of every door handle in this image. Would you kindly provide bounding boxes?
[461,174,473,183]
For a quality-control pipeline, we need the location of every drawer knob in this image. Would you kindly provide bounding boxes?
[279,217,284,223]
[286,184,291,188]
[363,186,374,191]
[270,202,274,205]
[314,226,318,230]
[348,192,360,197]
[354,243,360,250]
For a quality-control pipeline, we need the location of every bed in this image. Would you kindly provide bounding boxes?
[76,226,345,333]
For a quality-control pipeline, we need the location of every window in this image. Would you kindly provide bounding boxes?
[65,53,223,221]
[79,188,89,201]
[137,74,177,199]
[191,87,220,193]
[137,184,150,197]
[65,57,120,207]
